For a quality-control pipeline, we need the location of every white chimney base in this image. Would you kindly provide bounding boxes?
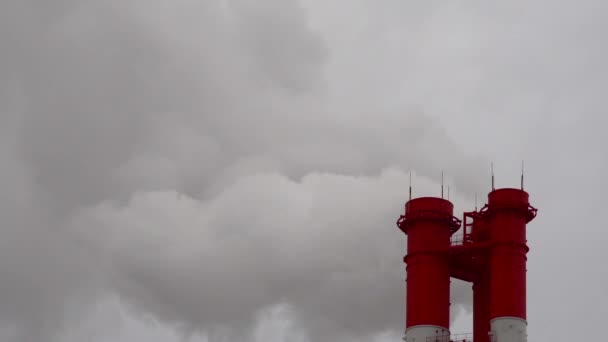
[490,317,527,342]
[403,325,450,342]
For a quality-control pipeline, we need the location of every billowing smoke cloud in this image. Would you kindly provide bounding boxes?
[72,170,474,341]
[0,1,486,341]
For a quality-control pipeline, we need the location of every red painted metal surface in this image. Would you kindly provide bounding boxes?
[486,188,536,321]
[466,211,491,342]
[473,270,490,342]
[397,186,537,340]
[397,197,460,330]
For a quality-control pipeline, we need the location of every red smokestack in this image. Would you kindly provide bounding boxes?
[397,185,537,342]
[397,197,461,341]
[486,188,537,341]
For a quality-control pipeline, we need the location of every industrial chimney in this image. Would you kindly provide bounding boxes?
[397,197,461,341]
[397,186,537,342]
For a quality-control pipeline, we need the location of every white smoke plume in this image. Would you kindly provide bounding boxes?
[0,0,492,341]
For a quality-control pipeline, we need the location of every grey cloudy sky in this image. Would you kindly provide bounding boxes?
[1,0,607,341]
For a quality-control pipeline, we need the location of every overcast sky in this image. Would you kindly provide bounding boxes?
[1,1,607,341]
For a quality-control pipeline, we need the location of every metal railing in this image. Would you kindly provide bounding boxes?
[397,209,462,235]
[450,234,465,246]
[451,232,478,246]
[425,333,472,342]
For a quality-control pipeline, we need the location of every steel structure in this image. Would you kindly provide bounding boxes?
[397,187,537,342]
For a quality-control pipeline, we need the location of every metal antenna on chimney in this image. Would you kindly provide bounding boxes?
[491,162,495,191]
[521,160,525,190]
[441,171,444,199]
[447,186,450,200]
[475,193,478,211]
[409,171,412,201]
